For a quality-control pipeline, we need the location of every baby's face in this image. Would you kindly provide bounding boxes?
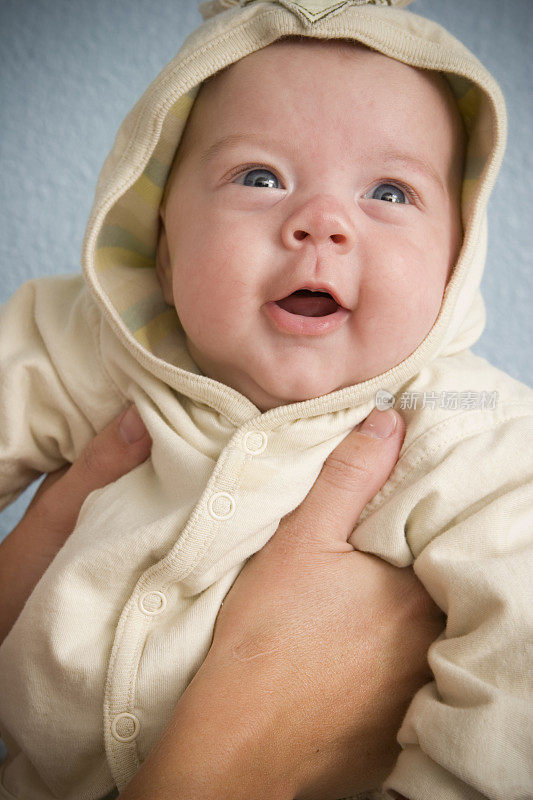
[157,39,463,411]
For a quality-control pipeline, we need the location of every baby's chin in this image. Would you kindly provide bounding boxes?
[189,354,345,410]
[185,337,402,411]
[230,370,375,412]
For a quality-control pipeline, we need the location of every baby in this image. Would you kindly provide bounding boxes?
[156,37,464,409]
[0,1,531,799]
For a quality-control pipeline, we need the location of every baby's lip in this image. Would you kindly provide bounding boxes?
[273,283,348,312]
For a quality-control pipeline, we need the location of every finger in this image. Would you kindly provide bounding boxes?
[37,405,151,533]
[285,409,404,547]
[26,466,69,511]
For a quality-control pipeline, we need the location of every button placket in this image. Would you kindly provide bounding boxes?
[111,712,140,743]
[138,590,167,615]
[207,491,236,520]
[242,430,268,455]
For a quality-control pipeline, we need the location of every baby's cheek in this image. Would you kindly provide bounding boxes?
[368,241,446,334]
[398,236,447,304]
[403,267,447,333]
[173,278,212,339]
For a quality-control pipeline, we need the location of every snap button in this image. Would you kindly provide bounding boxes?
[139,591,167,615]
[111,712,140,743]
[242,430,268,455]
[208,491,236,520]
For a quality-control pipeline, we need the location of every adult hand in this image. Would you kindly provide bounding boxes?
[0,406,152,646]
[122,409,444,800]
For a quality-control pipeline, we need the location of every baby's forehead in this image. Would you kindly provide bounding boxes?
[202,36,462,127]
[245,38,462,154]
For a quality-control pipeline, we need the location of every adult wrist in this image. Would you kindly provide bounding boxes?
[121,657,298,800]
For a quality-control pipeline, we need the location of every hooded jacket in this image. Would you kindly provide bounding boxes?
[0,1,531,798]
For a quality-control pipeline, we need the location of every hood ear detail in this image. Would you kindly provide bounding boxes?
[199,0,413,23]
[199,0,240,22]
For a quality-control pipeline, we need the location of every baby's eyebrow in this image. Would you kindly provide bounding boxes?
[377,150,446,194]
[199,133,287,166]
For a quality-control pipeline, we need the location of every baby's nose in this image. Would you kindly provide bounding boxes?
[281,194,355,253]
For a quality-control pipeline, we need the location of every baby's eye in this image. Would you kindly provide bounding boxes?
[365,182,410,204]
[234,168,282,189]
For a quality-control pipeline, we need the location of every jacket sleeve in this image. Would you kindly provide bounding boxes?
[381,407,533,800]
[0,275,125,513]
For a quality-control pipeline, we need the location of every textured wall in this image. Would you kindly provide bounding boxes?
[0,0,531,535]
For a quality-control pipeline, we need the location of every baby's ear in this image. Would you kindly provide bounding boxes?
[155,213,175,306]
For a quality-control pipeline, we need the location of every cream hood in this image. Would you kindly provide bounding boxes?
[81,0,507,421]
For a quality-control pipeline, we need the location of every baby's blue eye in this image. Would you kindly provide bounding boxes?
[239,168,281,189]
[368,183,409,204]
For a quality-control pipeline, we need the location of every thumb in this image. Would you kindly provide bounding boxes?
[40,405,152,533]
[286,408,404,548]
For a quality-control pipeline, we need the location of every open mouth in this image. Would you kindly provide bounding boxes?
[265,287,349,336]
[275,289,340,317]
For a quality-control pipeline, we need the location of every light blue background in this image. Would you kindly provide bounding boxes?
[0,0,532,537]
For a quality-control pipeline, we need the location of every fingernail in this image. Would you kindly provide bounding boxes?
[359,408,398,439]
[119,405,148,444]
